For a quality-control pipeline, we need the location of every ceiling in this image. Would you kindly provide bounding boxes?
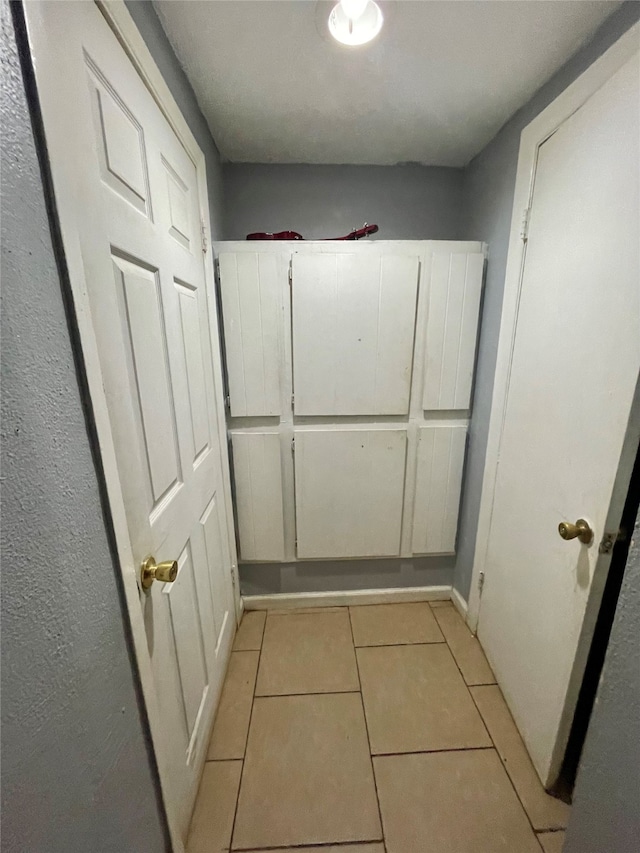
[153,0,620,167]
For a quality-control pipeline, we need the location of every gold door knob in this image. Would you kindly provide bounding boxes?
[140,556,178,590]
[558,519,593,545]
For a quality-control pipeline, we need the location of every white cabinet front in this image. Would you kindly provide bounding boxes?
[217,240,485,564]
[423,251,484,412]
[294,428,407,559]
[412,425,467,555]
[231,430,285,561]
[219,252,282,417]
[292,252,420,415]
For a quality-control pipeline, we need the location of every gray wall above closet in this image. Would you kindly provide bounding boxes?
[223,162,464,241]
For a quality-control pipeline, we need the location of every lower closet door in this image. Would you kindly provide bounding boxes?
[411,424,467,555]
[294,428,407,559]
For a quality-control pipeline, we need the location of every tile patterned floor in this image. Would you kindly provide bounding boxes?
[187,601,569,853]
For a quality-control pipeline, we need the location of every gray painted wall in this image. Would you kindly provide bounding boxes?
[565,506,640,853]
[0,4,166,851]
[223,163,464,240]
[125,0,225,239]
[240,558,454,597]
[453,1,640,600]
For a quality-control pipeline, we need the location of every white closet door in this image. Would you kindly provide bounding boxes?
[292,252,419,415]
[231,431,285,561]
[219,252,281,417]
[412,425,467,554]
[423,251,484,411]
[294,428,407,558]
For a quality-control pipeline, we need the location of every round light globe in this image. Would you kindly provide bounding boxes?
[328,0,383,46]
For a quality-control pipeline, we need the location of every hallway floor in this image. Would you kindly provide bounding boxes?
[188,601,570,852]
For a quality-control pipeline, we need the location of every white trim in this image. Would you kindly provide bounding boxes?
[450,587,468,621]
[467,21,640,632]
[242,585,452,610]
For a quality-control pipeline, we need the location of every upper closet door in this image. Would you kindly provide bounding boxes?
[219,252,282,417]
[422,250,484,411]
[292,252,420,415]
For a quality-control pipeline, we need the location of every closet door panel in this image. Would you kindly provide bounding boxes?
[292,253,419,415]
[219,252,281,417]
[423,251,484,411]
[412,424,467,554]
[231,431,285,561]
[294,428,407,558]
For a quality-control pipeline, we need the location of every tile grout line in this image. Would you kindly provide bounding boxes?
[227,611,268,851]
[253,689,362,699]
[347,607,388,853]
[204,649,261,763]
[468,683,568,847]
[429,606,552,848]
[234,840,387,852]
[353,639,446,648]
[372,745,496,758]
[452,641,550,845]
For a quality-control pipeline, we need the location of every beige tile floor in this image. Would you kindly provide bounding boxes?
[188,601,570,853]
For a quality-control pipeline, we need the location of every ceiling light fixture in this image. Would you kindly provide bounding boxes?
[328,0,383,47]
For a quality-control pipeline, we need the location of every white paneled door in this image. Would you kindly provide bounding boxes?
[477,52,639,787]
[25,1,237,844]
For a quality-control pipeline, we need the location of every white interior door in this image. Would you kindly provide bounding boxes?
[477,53,639,786]
[24,1,238,841]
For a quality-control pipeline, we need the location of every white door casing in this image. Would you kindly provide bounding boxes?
[472,39,639,787]
[23,2,240,847]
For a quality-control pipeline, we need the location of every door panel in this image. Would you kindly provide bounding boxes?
[165,543,209,736]
[113,255,182,502]
[24,1,237,840]
[422,252,484,411]
[477,54,639,785]
[219,252,282,417]
[412,425,467,554]
[292,253,419,415]
[294,428,407,558]
[231,431,286,562]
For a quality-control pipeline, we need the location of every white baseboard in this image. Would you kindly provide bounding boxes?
[242,585,452,611]
[450,587,469,621]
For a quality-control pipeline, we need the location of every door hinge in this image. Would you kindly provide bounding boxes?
[520,207,531,242]
[201,219,209,254]
[291,437,295,453]
[599,530,623,555]
[288,261,292,287]
[478,571,485,596]
[224,394,230,411]
[291,392,295,409]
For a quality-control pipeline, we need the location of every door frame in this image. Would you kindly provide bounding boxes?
[467,21,640,633]
[23,2,241,850]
